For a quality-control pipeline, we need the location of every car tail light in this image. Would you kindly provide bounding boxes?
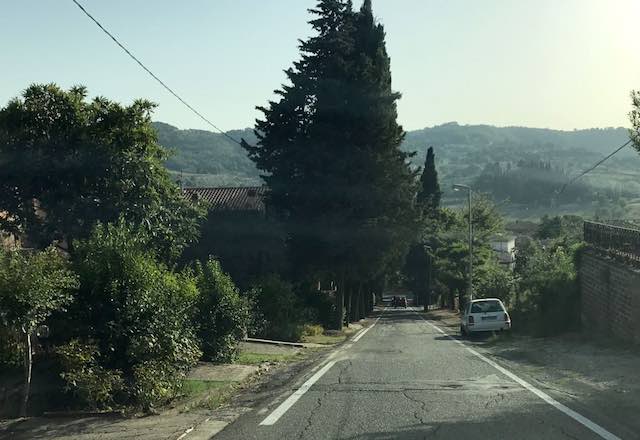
[504,313,510,321]
[468,315,475,325]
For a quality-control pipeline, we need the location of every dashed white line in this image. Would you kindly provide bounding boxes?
[415,309,621,440]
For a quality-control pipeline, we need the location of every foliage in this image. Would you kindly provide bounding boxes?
[434,195,503,307]
[0,325,23,369]
[248,275,306,342]
[66,220,201,408]
[631,90,640,153]
[245,1,420,327]
[0,84,204,260]
[182,210,288,290]
[159,118,638,220]
[418,146,442,213]
[513,240,581,335]
[473,259,515,302]
[0,247,78,335]
[56,340,124,409]
[193,258,249,363]
[154,122,261,184]
[535,214,583,241]
[474,160,594,207]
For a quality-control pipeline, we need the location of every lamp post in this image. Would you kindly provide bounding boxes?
[424,245,432,312]
[453,184,473,305]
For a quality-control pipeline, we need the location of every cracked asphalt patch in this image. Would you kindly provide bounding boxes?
[211,308,632,440]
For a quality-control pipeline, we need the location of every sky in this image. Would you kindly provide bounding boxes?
[1,0,639,132]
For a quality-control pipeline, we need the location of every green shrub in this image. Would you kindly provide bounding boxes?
[249,275,305,342]
[56,340,124,409]
[68,220,201,408]
[132,361,187,409]
[302,324,324,337]
[515,242,581,336]
[194,259,249,363]
[0,325,22,369]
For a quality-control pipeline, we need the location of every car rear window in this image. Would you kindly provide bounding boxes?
[470,301,503,313]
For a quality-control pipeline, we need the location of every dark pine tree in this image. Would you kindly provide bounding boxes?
[245,0,419,329]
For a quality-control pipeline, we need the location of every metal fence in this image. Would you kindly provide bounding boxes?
[584,221,640,264]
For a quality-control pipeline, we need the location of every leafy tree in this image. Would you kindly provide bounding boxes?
[0,84,203,261]
[64,220,201,409]
[0,247,78,417]
[434,195,503,308]
[245,0,419,327]
[535,215,583,241]
[193,258,249,363]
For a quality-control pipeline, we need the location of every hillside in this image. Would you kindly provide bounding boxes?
[155,121,640,219]
[154,122,261,187]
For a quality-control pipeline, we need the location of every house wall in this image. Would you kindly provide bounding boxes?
[580,249,640,344]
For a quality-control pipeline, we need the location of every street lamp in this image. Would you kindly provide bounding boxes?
[453,184,473,305]
[424,245,433,312]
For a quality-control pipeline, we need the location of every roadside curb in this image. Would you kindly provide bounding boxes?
[243,337,306,348]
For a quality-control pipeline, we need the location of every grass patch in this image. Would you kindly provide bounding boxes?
[237,352,301,365]
[179,379,237,412]
[182,379,230,397]
[302,333,347,345]
[302,324,324,337]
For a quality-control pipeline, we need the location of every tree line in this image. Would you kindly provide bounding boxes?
[2,0,640,418]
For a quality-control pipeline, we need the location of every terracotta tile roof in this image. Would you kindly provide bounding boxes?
[182,186,267,212]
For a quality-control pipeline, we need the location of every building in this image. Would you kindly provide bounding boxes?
[489,234,516,269]
[180,186,284,289]
[182,186,267,213]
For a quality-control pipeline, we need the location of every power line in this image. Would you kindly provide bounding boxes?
[70,0,242,146]
[557,138,633,194]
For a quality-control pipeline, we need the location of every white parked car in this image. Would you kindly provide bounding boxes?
[460,298,511,335]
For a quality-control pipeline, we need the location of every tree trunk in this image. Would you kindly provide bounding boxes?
[346,287,352,326]
[335,279,344,330]
[358,284,365,320]
[20,330,32,418]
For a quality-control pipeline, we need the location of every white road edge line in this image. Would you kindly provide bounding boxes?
[259,360,337,426]
[414,309,621,440]
[259,308,385,426]
[352,309,384,343]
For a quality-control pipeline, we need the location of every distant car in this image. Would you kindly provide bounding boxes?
[460,298,511,335]
[391,296,407,308]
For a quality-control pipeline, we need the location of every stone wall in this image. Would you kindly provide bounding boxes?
[580,249,640,344]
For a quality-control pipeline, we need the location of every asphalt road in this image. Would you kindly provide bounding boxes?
[213,307,625,440]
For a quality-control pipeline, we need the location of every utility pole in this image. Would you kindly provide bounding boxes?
[453,184,473,306]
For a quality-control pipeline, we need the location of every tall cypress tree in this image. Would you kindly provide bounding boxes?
[418,146,442,214]
[245,0,419,328]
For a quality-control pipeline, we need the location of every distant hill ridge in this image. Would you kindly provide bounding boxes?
[154,121,635,192]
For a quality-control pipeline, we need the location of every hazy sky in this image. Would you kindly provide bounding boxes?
[1,0,639,131]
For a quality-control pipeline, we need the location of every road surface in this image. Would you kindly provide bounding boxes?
[213,307,627,439]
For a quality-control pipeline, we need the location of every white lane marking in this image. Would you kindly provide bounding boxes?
[259,309,385,426]
[176,426,194,440]
[352,311,383,343]
[415,310,621,440]
[259,360,337,426]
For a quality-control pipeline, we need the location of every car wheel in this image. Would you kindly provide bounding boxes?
[460,325,467,336]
